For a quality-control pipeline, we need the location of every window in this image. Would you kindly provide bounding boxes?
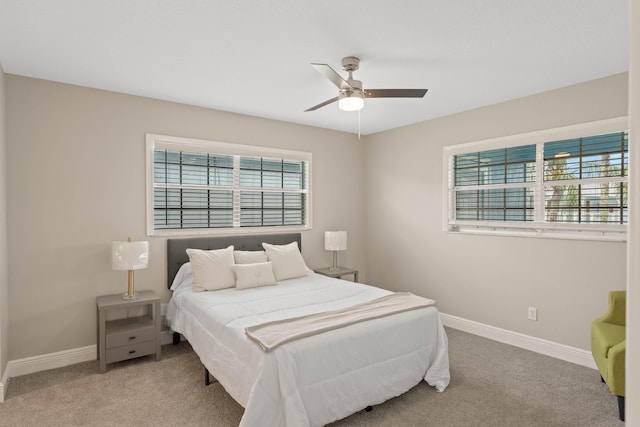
[444,117,628,240]
[146,134,312,236]
[543,133,627,225]
[453,145,536,222]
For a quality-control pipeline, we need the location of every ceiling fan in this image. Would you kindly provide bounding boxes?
[305,56,428,112]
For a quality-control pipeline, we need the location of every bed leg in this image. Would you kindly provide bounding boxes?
[205,368,211,386]
[204,367,218,386]
[172,332,180,345]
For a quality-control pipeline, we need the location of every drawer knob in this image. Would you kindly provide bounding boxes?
[128,336,136,340]
[128,350,136,354]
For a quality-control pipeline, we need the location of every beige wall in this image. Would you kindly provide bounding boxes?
[364,73,629,350]
[5,75,365,360]
[0,63,8,379]
[3,71,630,360]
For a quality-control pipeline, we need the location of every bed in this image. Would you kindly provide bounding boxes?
[165,233,449,427]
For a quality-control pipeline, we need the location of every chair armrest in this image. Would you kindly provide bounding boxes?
[595,291,626,327]
[607,340,626,396]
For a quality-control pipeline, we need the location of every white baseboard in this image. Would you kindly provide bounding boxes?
[3,330,178,391]
[0,364,9,402]
[440,312,597,370]
[6,345,97,380]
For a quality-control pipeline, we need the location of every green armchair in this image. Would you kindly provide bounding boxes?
[590,290,625,421]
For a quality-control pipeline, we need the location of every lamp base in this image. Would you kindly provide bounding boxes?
[329,251,339,271]
[123,270,137,300]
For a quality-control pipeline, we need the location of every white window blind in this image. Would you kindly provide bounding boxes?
[453,145,536,222]
[444,118,628,241]
[543,132,628,225]
[146,134,312,236]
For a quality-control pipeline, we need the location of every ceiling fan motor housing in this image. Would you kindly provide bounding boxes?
[341,56,360,72]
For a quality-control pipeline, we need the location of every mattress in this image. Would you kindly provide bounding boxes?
[166,269,450,427]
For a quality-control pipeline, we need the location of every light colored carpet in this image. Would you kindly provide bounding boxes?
[0,328,623,426]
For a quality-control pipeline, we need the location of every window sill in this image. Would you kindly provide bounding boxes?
[148,224,311,238]
[448,225,626,242]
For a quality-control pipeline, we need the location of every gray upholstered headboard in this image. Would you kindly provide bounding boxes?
[167,233,302,288]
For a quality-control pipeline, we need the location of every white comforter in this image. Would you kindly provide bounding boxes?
[167,271,450,427]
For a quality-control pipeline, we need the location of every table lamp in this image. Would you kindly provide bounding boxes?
[324,230,347,271]
[112,238,149,300]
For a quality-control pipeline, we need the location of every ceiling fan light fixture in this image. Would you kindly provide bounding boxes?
[338,94,364,111]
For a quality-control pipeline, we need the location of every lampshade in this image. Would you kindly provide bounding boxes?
[112,240,149,300]
[338,95,364,112]
[112,241,149,271]
[324,231,347,251]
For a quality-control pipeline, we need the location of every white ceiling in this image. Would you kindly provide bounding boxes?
[0,0,629,135]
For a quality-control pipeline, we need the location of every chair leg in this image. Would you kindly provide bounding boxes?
[616,395,625,421]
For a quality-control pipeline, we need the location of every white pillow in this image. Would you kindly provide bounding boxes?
[186,246,235,292]
[232,262,277,290]
[170,262,194,291]
[262,241,308,281]
[234,250,268,264]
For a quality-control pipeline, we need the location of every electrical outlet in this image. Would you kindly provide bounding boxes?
[528,307,538,321]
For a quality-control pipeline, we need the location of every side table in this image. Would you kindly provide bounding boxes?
[96,290,161,373]
[313,266,359,282]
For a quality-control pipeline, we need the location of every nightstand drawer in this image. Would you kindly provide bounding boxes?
[105,317,155,348]
[105,341,156,364]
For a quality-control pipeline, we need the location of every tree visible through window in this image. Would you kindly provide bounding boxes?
[544,132,628,224]
[445,120,628,240]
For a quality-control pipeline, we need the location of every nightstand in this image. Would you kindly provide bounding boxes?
[96,290,161,373]
[313,266,359,282]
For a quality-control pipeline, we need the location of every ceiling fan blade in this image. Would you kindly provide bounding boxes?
[311,63,353,90]
[364,89,428,98]
[305,96,339,112]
